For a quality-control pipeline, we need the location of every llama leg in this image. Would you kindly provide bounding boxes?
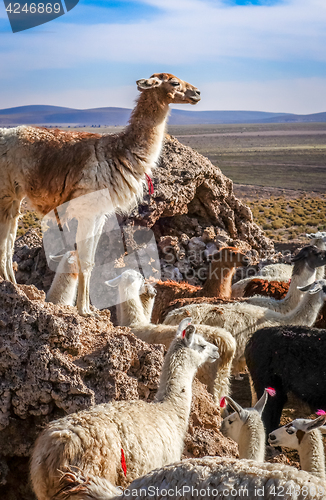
[6,200,22,283]
[76,215,104,316]
[0,219,12,281]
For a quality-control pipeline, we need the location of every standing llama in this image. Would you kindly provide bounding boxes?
[0,73,200,316]
[30,320,219,500]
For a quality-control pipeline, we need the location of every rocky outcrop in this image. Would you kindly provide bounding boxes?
[122,136,273,284]
[0,281,237,499]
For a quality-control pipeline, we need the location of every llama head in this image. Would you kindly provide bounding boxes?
[174,318,219,366]
[297,278,326,299]
[220,389,272,443]
[105,269,146,303]
[210,247,249,268]
[291,245,326,274]
[306,232,326,250]
[49,250,78,274]
[268,415,326,449]
[136,73,201,105]
[141,280,157,299]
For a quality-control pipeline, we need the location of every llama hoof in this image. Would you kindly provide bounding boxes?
[78,309,95,317]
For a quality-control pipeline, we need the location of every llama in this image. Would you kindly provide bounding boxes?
[164,279,326,378]
[269,415,326,480]
[106,270,236,403]
[152,247,248,323]
[46,250,78,306]
[54,457,326,500]
[245,323,326,436]
[244,245,326,312]
[232,237,326,299]
[30,321,219,500]
[220,389,273,462]
[0,73,200,316]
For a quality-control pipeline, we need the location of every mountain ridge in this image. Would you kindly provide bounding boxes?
[0,104,325,125]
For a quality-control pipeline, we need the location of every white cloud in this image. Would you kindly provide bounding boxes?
[1,0,326,70]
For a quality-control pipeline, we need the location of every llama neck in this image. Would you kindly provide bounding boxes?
[282,289,323,326]
[139,292,155,324]
[202,264,235,298]
[299,431,326,480]
[117,286,147,327]
[238,416,265,462]
[155,345,197,419]
[123,91,169,173]
[281,264,316,309]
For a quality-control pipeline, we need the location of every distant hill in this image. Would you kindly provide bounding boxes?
[0,105,325,126]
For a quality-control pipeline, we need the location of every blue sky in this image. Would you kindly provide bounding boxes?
[0,0,326,113]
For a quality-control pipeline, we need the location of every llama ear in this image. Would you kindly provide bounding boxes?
[304,415,326,432]
[49,254,64,262]
[176,317,192,338]
[105,276,122,287]
[224,396,247,422]
[181,324,196,346]
[254,389,271,415]
[298,281,322,294]
[136,77,162,90]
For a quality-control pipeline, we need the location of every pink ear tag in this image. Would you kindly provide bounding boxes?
[181,329,186,339]
[220,397,226,408]
[121,448,127,477]
[266,387,276,397]
[316,409,326,416]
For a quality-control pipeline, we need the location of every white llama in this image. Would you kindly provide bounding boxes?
[30,320,219,500]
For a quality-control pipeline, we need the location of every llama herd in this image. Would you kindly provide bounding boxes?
[1,73,326,499]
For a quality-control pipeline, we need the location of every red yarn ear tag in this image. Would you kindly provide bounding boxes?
[145,174,154,195]
[316,409,326,416]
[220,397,226,408]
[266,387,276,397]
[181,329,186,339]
[121,448,127,477]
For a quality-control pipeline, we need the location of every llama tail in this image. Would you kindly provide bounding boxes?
[52,467,121,500]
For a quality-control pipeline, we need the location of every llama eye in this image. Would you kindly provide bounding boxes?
[170,82,180,87]
[286,429,295,434]
[199,344,206,350]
